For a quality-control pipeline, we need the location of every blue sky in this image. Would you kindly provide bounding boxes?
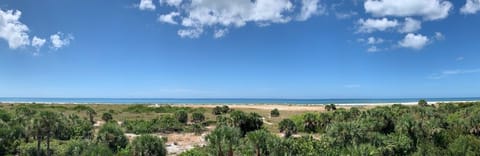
[1,0,480,98]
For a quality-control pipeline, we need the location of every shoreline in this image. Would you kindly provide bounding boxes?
[0,100,477,106]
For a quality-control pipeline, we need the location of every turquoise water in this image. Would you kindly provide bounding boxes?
[0,97,479,104]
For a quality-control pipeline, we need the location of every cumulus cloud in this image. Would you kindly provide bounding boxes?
[160,0,183,7]
[367,37,384,44]
[297,0,325,21]
[364,0,453,20]
[461,0,480,14]
[50,32,73,50]
[357,18,399,33]
[0,9,30,49]
[31,36,46,50]
[157,0,327,38]
[158,12,180,24]
[399,17,421,33]
[139,0,156,11]
[177,28,203,38]
[398,33,429,50]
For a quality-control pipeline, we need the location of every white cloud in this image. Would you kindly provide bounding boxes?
[398,33,429,50]
[461,0,480,14]
[434,32,445,40]
[158,12,180,24]
[156,0,326,38]
[139,0,156,11]
[177,28,203,38]
[364,0,452,20]
[399,17,421,33]
[297,0,325,21]
[335,11,358,19]
[367,46,380,52]
[50,32,73,50]
[213,29,228,38]
[429,68,480,79]
[357,18,399,33]
[31,36,46,50]
[0,9,30,49]
[367,37,384,44]
[160,0,183,7]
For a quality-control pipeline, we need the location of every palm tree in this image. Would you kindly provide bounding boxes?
[246,130,271,156]
[278,119,297,138]
[205,126,241,156]
[303,113,318,133]
[34,111,59,156]
[130,135,167,156]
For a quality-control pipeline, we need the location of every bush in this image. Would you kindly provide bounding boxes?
[122,119,157,134]
[96,123,128,153]
[418,99,428,106]
[130,135,167,156]
[191,112,205,123]
[279,119,297,137]
[102,112,113,122]
[212,105,230,115]
[270,108,280,117]
[175,110,188,124]
[230,111,263,136]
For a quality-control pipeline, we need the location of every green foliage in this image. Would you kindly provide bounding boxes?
[123,105,201,113]
[158,114,183,132]
[325,103,337,111]
[191,111,205,123]
[230,110,263,136]
[270,108,280,117]
[212,105,230,115]
[102,112,113,122]
[205,126,241,156]
[96,122,128,153]
[129,135,167,156]
[278,118,297,137]
[418,99,428,107]
[175,110,188,124]
[123,119,158,134]
[448,135,480,155]
[192,123,203,135]
[179,147,208,156]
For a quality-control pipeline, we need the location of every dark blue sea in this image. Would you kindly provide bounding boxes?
[0,97,479,105]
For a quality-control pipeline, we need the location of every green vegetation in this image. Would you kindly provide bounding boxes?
[212,105,230,115]
[1,101,480,155]
[175,110,189,124]
[270,108,280,117]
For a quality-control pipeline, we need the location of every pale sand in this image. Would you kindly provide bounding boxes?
[174,104,336,111]
[167,101,477,111]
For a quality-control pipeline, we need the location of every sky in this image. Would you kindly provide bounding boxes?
[1,0,480,99]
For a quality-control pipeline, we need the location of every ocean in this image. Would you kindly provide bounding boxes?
[0,97,479,105]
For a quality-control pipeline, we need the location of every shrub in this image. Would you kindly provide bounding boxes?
[96,123,128,153]
[175,110,188,124]
[122,119,157,134]
[191,112,205,123]
[418,99,428,107]
[130,135,167,156]
[278,119,297,137]
[102,112,113,122]
[270,108,280,117]
[212,105,230,115]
